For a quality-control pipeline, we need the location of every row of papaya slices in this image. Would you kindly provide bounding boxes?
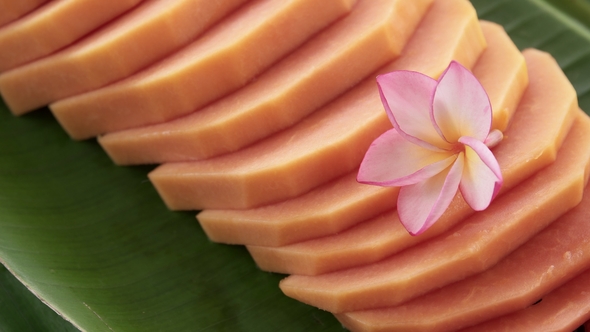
[2,0,590,330]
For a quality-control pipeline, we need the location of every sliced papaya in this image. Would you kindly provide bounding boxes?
[0,0,246,115]
[279,111,590,314]
[0,0,143,75]
[198,172,399,247]
[49,0,358,139]
[0,0,49,28]
[460,268,590,332]
[337,148,590,331]
[196,18,522,247]
[98,0,435,164]
[475,21,528,132]
[148,0,484,211]
[243,49,578,276]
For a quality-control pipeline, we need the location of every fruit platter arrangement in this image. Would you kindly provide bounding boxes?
[2,0,590,331]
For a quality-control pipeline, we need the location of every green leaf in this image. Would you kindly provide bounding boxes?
[473,0,590,111]
[0,107,342,331]
[1,0,590,330]
[0,264,78,332]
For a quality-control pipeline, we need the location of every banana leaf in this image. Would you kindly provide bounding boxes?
[1,0,590,330]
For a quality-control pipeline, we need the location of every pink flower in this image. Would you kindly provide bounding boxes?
[358,61,503,236]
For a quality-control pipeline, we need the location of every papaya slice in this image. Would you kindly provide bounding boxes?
[0,0,49,28]
[196,18,521,247]
[149,1,476,209]
[0,0,143,75]
[279,110,590,314]
[49,0,358,139]
[0,0,247,115]
[459,268,590,332]
[243,49,578,276]
[475,22,528,132]
[337,147,590,331]
[198,172,399,247]
[98,0,435,164]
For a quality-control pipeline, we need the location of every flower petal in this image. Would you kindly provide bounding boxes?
[484,129,503,148]
[376,71,451,150]
[357,129,456,187]
[458,136,503,210]
[432,61,492,142]
[397,152,464,235]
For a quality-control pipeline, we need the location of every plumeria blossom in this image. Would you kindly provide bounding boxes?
[357,61,503,236]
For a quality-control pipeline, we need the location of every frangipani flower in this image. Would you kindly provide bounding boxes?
[358,61,503,236]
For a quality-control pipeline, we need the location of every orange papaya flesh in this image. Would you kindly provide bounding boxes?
[0,0,143,75]
[459,267,590,332]
[0,0,247,115]
[98,0,435,164]
[0,0,49,28]
[245,49,577,276]
[148,0,485,211]
[279,110,590,315]
[475,21,528,132]
[48,0,360,139]
[198,172,399,247]
[196,18,524,247]
[337,134,590,331]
